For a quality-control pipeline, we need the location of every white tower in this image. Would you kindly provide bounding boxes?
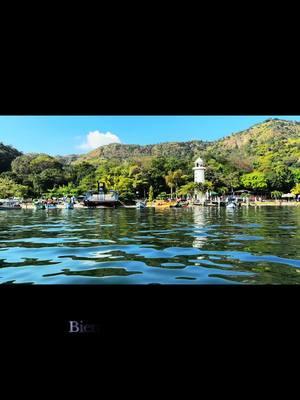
[193,157,206,202]
[193,157,206,184]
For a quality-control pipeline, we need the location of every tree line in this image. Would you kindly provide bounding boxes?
[0,151,300,201]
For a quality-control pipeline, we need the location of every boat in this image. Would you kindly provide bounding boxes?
[45,203,57,210]
[83,182,119,208]
[0,199,22,210]
[226,202,237,209]
[151,200,177,208]
[135,201,146,209]
[34,201,46,210]
[65,202,74,209]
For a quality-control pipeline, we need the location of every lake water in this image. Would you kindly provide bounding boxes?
[0,206,300,284]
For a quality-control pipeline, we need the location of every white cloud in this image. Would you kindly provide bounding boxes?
[77,131,121,151]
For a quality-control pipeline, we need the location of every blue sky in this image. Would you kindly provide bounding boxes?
[0,115,299,155]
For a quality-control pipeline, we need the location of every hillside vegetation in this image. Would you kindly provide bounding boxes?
[78,140,209,164]
[0,142,22,173]
[1,118,300,200]
[208,118,300,170]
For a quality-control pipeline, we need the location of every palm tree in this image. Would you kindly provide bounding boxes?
[165,169,184,199]
[172,169,184,198]
[195,182,205,193]
[165,172,176,199]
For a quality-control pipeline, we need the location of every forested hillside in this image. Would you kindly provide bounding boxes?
[1,118,300,200]
[0,142,22,173]
[78,140,209,163]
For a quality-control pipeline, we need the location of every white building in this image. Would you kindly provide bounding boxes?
[193,157,206,184]
[193,157,206,202]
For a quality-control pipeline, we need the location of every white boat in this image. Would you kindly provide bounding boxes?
[0,199,22,210]
[45,203,57,210]
[136,201,146,209]
[84,190,119,208]
[226,202,237,209]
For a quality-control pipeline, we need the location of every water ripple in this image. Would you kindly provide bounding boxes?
[0,207,299,284]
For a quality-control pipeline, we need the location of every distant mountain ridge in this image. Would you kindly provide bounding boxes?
[1,118,300,172]
[206,118,300,171]
[77,140,210,163]
[213,118,300,151]
[75,118,300,169]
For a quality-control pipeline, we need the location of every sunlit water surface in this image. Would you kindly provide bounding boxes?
[0,207,299,284]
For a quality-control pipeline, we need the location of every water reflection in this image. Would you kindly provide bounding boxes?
[192,207,207,249]
[0,207,299,284]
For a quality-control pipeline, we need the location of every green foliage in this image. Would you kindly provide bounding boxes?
[165,169,185,198]
[156,192,168,200]
[265,165,295,193]
[0,143,22,173]
[0,177,28,198]
[119,191,136,203]
[241,171,268,192]
[2,118,300,200]
[291,169,300,183]
[11,154,37,176]
[78,141,208,163]
[29,154,62,174]
[46,182,81,198]
[271,191,283,199]
[291,183,300,195]
[148,186,154,202]
[178,182,196,196]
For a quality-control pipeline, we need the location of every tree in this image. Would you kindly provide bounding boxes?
[149,157,168,194]
[156,192,168,200]
[266,165,295,193]
[291,169,300,183]
[241,171,268,193]
[11,154,37,176]
[195,182,205,193]
[165,169,184,199]
[291,183,300,195]
[66,162,96,185]
[178,182,196,197]
[271,191,283,199]
[172,169,184,197]
[224,172,240,192]
[203,181,214,191]
[0,143,22,173]
[29,154,62,174]
[148,185,154,202]
[165,172,176,199]
[31,168,66,195]
[0,177,28,198]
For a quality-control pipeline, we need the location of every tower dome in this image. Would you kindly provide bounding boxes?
[194,157,204,167]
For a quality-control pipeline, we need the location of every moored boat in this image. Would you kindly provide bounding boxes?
[45,203,57,210]
[0,199,22,210]
[135,201,146,209]
[34,201,46,210]
[65,202,74,209]
[83,182,119,208]
[226,202,237,209]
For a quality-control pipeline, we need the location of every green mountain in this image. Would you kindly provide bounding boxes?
[0,142,22,173]
[77,140,210,164]
[206,118,300,171]
[77,118,300,173]
[1,118,300,199]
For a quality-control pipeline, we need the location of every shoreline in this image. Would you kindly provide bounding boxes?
[18,202,300,209]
